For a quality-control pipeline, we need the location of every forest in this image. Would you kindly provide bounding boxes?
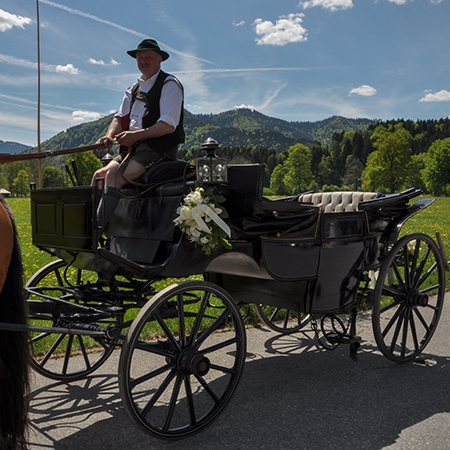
[1,109,450,197]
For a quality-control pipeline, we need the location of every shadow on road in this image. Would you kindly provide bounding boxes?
[27,323,450,450]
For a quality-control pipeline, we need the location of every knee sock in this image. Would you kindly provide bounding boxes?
[97,187,121,228]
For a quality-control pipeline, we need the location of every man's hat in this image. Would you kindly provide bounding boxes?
[127,39,169,61]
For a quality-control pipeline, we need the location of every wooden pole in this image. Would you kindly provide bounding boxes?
[36,0,42,188]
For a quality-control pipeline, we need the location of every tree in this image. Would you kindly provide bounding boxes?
[283,144,314,194]
[269,164,288,195]
[71,151,103,185]
[12,170,30,197]
[42,166,66,188]
[361,125,412,192]
[343,155,364,190]
[422,138,450,195]
[0,173,9,190]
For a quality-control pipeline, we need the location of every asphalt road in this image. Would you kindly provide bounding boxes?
[28,295,450,450]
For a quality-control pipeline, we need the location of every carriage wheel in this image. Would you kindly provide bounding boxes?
[372,233,445,363]
[255,303,310,334]
[118,280,246,438]
[26,259,121,381]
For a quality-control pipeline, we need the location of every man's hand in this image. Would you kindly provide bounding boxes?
[115,130,140,147]
[96,135,115,150]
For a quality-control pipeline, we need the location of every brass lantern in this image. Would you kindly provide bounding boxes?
[196,138,228,184]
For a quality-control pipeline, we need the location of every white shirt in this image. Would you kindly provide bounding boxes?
[115,70,183,132]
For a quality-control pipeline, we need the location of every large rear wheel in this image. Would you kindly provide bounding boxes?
[119,280,246,438]
[372,233,445,363]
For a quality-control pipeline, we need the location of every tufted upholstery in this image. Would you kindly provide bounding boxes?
[297,191,377,212]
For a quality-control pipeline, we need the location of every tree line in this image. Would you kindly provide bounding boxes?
[2,117,450,196]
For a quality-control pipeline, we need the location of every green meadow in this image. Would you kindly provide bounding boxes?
[5,195,450,286]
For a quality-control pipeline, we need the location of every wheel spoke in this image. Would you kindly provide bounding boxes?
[381,303,404,337]
[39,333,66,367]
[400,308,410,358]
[388,306,406,353]
[209,363,238,375]
[188,292,210,347]
[416,261,437,290]
[195,309,231,348]
[177,293,187,347]
[201,336,239,355]
[409,311,419,352]
[130,362,173,390]
[141,369,178,417]
[184,375,196,427]
[391,261,407,294]
[269,308,280,322]
[194,373,220,404]
[413,244,431,286]
[154,311,181,352]
[413,307,432,334]
[163,373,183,431]
[62,334,74,374]
[77,335,92,370]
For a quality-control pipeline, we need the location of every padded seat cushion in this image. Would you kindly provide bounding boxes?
[297,191,377,212]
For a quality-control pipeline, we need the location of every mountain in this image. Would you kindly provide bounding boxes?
[184,109,375,150]
[24,108,376,154]
[0,140,32,154]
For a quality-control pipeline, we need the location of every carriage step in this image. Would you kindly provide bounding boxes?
[325,332,361,346]
[326,332,361,361]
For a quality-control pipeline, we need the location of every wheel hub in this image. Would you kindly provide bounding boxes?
[178,347,210,376]
[407,289,428,308]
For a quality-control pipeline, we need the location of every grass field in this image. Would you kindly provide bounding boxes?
[5,194,450,283]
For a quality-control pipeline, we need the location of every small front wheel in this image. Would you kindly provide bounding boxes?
[372,233,445,363]
[26,259,120,381]
[119,280,246,438]
[255,304,310,334]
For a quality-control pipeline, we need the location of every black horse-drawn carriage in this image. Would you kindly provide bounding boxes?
[9,142,447,438]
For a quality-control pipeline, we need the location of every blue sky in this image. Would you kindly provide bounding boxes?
[1,0,449,146]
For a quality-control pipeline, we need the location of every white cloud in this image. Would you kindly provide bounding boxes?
[88,58,106,66]
[419,90,450,102]
[232,20,245,27]
[299,0,353,10]
[88,58,121,67]
[55,64,79,75]
[349,85,377,97]
[388,0,408,4]
[254,14,307,46]
[0,9,32,32]
[71,110,102,123]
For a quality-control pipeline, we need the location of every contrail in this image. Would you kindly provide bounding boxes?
[39,0,211,63]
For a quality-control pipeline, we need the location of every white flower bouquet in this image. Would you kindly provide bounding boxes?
[174,186,232,255]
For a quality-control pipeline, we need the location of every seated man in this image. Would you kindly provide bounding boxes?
[92,38,185,227]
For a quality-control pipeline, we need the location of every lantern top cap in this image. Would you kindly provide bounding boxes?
[201,137,220,154]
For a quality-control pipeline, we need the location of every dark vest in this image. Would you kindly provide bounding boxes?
[122,70,185,155]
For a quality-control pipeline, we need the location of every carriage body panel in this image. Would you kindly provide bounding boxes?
[30,163,430,315]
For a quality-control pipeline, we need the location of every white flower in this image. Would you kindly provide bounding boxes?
[188,188,204,205]
[179,205,192,221]
[173,186,231,255]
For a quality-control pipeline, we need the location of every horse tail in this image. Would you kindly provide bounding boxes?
[0,197,30,450]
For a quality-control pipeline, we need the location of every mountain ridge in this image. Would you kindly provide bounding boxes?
[5,109,376,153]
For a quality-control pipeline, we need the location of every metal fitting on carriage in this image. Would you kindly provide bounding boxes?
[196,137,228,184]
